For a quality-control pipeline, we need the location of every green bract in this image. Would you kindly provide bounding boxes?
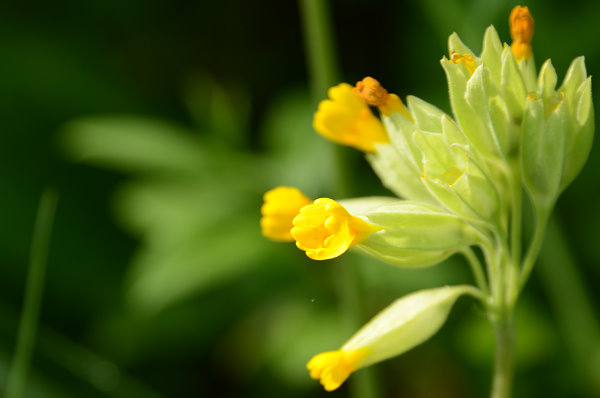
[340,198,482,267]
[342,286,480,368]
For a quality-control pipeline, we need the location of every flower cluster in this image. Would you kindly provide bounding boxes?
[260,6,593,392]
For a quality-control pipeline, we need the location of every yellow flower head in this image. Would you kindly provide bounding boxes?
[307,349,370,391]
[509,5,534,61]
[313,83,389,153]
[291,198,379,260]
[450,49,478,75]
[260,186,312,242]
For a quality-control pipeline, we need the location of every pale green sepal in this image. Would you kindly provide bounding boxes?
[575,77,593,126]
[500,45,527,121]
[382,113,423,166]
[439,113,505,191]
[559,56,587,107]
[538,59,557,100]
[561,77,594,191]
[465,66,504,158]
[414,131,467,186]
[442,59,499,160]
[518,55,537,92]
[354,245,455,268]
[406,96,446,134]
[481,26,503,85]
[348,200,480,267]
[342,285,480,367]
[521,95,566,205]
[440,115,468,147]
[338,196,399,216]
[414,131,501,226]
[448,33,479,61]
[361,201,479,251]
[367,145,436,203]
[488,96,512,157]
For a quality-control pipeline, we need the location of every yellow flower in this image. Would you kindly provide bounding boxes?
[306,349,370,391]
[313,82,389,153]
[291,198,379,260]
[260,186,312,242]
[509,5,534,61]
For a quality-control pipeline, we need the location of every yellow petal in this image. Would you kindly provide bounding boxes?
[291,198,379,260]
[306,349,370,391]
[260,186,312,241]
[313,83,389,153]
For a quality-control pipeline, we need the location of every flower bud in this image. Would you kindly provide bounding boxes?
[521,57,594,206]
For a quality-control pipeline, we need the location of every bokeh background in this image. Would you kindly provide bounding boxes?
[1,0,599,397]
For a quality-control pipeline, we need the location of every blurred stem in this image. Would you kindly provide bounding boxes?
[299,2,379,397]
[6,188,59,398]
[298,0,353,197]
[298,0,339,101]
[534,215,600,394]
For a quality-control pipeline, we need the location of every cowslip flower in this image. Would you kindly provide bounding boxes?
[261,5,593,394]
[307,286,481,390]
[291,198,380,260]
[313,77,412,153]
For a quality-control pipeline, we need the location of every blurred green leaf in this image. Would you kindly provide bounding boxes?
[62,116,207,175]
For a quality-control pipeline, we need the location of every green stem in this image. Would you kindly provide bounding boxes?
[5,188,59,398]
[298,0,339,100]
[461,248,489,296]
[518,208,548,291]
[490,314,515,398]
[507,160,522,306]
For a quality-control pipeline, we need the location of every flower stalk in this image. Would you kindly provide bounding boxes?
[264,4,593,397]
[491,313,515,398]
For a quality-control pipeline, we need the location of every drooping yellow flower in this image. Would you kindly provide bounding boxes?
[509,5,534,61]
[449,49,478,75]
[306,348,370,391]
[307,286,480,391]
[260,186,312,242]
[291,198,379,260]
[313,82,389,153]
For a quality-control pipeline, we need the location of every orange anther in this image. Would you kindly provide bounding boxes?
[353,76,390,107]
